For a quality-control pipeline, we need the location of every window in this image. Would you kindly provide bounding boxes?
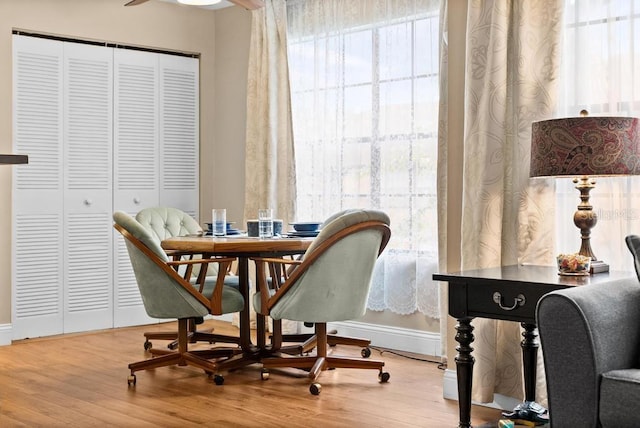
[555,0,640,271]
[287,0,441,317]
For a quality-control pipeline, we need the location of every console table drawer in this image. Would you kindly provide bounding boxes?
[465,283,550,322]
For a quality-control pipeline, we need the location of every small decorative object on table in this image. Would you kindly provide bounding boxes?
[557,253,591,276]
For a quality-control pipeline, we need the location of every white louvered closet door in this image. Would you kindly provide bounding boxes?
[159,54,199,219]
[12,36,65,339]
[113,49,159,327]
[13,35,200,337]
[62,42,114,333]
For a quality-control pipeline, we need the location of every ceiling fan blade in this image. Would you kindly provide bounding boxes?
[227,0,264,10]
[124,0,151,6]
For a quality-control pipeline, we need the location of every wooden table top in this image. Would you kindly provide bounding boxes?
[161,235,313,256]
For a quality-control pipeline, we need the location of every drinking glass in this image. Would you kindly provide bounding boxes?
[258,209,273,239]
[212,209,227,236]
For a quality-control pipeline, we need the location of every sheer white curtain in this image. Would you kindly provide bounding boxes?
[555,0,640,269]
[286,0,442,319]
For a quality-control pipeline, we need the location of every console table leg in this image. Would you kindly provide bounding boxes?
[501,323,549,424]
[455,317,474,428]
[521,322,538,402]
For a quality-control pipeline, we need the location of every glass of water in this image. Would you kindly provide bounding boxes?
[258,209,273,239]
[212,209,227,236]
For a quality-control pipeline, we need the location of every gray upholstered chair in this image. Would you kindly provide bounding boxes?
[252,209,391,395]
[135,206,240,351]
[114,211,245,386]
[536,234,640,427]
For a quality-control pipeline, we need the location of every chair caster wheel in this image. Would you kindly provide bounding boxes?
[213,374,224,385]
[168,342,178,350]
[378,371,390,383]
[127,374,137,386]
[261,369,270,380]
[310,383,321,395]
[143,340,152,351]
[361,347,371,358]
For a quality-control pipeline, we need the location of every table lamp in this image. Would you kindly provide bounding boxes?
[530,112,640,273]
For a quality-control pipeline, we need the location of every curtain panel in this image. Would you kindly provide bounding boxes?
[436,0,449,359]
[243,0,297,332]
[244,0,297,226]
[460,0,561,404]
[286,0,442,319]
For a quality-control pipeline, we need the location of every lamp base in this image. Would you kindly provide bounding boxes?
[590,260,609,274]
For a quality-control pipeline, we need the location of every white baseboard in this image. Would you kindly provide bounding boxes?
[443,368,521,411]
[0,317,438,359]
[327,320,441,357]
[207,313,233,322]
[0,324,12,346]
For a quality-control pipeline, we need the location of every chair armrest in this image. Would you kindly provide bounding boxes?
[166,257,236,267]
[537,277,640,427]
[167,257,236,311]
[165,249,198,258]
[253,257,303,266]
[251,257,303,315]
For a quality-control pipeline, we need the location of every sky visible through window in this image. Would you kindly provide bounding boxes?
[288,11,439,255]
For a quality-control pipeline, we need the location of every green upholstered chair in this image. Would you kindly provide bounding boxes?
[252,209,391,395]
[277,208,381,357]
[113,211,245,386]
[135,206,241,351]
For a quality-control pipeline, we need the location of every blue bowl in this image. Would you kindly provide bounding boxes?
[205,222,234,232]
[291,222,321,232]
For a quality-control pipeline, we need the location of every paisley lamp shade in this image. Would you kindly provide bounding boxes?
[530,116,640,178]
[530,115,640,273]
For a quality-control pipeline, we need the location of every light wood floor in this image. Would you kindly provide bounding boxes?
[0,320,501,427]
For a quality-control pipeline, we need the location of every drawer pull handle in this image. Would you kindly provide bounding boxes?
[493,292,526,311]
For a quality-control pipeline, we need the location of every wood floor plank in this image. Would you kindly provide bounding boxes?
[0,320,503,427]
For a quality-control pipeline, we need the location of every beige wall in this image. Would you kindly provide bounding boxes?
[0,0,454,336]
[0,0,230,325]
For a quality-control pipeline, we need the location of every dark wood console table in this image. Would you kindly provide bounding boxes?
[433,265,635,428]
[0,154,28,165]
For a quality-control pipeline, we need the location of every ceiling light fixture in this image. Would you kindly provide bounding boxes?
[177,0,222,5]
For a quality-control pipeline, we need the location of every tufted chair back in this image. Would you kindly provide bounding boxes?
[135,206,216,278]
[136,207,202,243]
